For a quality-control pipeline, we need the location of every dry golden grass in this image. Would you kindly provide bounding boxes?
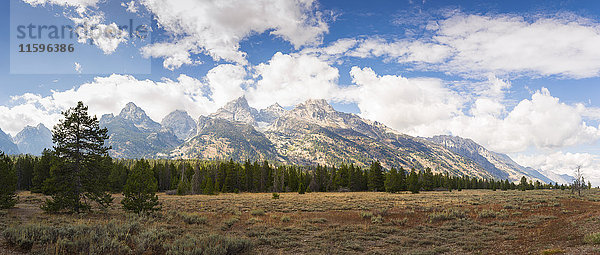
[2,189,600,254]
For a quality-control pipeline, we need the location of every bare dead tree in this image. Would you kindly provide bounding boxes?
[572,165,585,197]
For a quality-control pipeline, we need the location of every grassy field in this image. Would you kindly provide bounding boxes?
[2,189,600,254]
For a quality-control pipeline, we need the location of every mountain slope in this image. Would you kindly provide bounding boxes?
[13,124,53,155]
[171,117,281,162]
[537,169,575,185]
[427,135,554,183]
[0,128,19,155]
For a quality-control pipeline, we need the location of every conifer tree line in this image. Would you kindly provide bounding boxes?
[2,151,570,198]
[0,102,579,211]
[121,158,570,194]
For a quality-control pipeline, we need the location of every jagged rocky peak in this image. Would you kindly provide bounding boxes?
[210,96,259,125]
[290,99,335,120]
[16,123,52,134]
[302,99,335,110]
[119,102,146,120]
[161,110,197,140]
[223,96,252,111]
[257,103,286,124]
[13,123,53,155]
[265,103,285,113]
[118,102,161,131]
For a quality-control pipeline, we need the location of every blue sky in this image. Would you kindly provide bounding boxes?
[2,0,600,183]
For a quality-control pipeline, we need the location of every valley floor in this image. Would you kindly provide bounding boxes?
[2,190,600,254]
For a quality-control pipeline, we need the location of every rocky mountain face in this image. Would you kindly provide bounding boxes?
[118,102,162,131]
[161,110,197,140]
[208,97,287,129]
[76,98,557,183]
[209,96,260,126]
[13,124,53,155]
[257,103,286,125]
[100,102,180,159]
[0,128,19,155]
[426,135,556,183]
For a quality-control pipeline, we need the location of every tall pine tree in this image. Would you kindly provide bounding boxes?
[122,159,160,214]
[368,161,385,192]
[43,101,113,213]
[407,169,420,194]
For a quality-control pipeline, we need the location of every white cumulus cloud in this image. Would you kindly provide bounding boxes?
[247,52,341,109]
[434,13,600,78]
[346,38,452,64]
[23,0,130,54]
[448,88,600,153]
[346,66,463,132]
[139,0,329,69]
[321,12,600,79]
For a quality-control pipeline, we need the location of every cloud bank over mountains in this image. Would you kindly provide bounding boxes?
[4,54,598,156]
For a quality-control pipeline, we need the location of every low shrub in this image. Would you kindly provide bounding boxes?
[247,217,262,224]
[584,232,600,244]
[2,221,140,254]
[428,209,467,222]
[135,228,173,254]
[272,193,280,199]
[540,248,565,255]
[371,215,383,224]
[221,217,240,230]
[360,211,373,219]
[250,209,265,216]
[307,218,327,224]
[391,218,408,226]
[496,210,510,219]
[165,234,252,255]
[478,209,497,219]
[178,212,208,225]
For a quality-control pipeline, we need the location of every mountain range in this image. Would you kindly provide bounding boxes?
[0,97,571,184]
